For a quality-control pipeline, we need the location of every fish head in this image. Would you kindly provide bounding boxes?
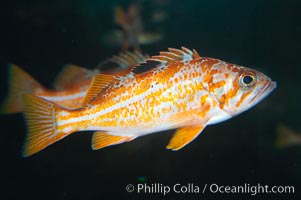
[208,62,277,117]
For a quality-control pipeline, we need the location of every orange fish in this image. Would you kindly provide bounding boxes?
[276,124,301,148]
[22,47,276,157]
[1,51,147,114]
[114,4,162,50]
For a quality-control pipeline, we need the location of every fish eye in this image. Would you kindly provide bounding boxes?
[239,72,257,88]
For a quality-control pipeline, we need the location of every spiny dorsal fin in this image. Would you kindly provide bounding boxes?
[108,51,148,72]
[97,50,149,75]
[147,47,200,65]
[81,74,116,106]
[192,49,201,59]
[53,64,95,90]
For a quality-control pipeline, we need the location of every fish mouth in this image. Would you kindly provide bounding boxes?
[251,80,277,105]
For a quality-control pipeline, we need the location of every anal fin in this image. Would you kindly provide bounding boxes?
[92,131,135,150]
[166,126,205,151]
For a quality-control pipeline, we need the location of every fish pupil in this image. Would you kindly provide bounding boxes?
[243,75,253,85]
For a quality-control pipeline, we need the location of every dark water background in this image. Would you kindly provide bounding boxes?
[0,0,300,199]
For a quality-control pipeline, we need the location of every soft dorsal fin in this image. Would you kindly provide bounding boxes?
[97,50,148,75]
[53,64,94,90]
[147,47,200,65]
[81,73,116,106]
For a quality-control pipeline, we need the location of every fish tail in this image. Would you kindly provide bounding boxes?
[22,94,73,157]
[1,64,45,114]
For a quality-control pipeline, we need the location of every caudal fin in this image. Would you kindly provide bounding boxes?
[1,64,45,114]
[22,94,71,157]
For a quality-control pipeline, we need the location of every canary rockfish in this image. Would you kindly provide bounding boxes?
[22,47,276,157]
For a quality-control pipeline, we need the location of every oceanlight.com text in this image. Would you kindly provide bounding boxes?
[125,183,295,196]
[208,183,294,195]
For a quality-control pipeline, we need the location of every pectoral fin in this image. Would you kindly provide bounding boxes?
[166,126,205,151]
[92,131,135,150]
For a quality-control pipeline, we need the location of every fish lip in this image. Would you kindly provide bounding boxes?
[251,80,277,105]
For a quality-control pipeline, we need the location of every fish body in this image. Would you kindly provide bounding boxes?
[1,51,147,113]
[22,47,276,157]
